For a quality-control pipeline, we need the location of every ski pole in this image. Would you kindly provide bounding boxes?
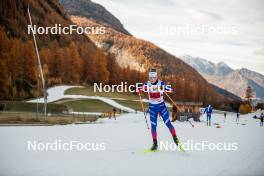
[187,118,195,127]
[164,91,195,127]
[138,91,150,130]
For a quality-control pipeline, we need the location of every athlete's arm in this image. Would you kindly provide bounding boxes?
[161,81,173,93]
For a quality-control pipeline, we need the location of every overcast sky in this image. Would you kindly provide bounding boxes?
[93,0,264,74]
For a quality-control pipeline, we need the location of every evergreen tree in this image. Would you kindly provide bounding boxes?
[244,86,254,103]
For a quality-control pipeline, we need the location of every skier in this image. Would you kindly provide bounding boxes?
[236,112,240,124]
[204,105,213,126]
[138,69,179,151]
[224,112,227,121]
[112,108,117,120]
[260,112,264,126]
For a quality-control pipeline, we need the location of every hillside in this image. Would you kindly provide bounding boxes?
[0,0,144,100]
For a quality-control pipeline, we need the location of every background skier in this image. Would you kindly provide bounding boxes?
[260,112,264,126]
[138,69,179,151]
[236,112,240,124]
[204,105,213,126]
[112,108,117,120]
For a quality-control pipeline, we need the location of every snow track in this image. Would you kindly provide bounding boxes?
[0,113,263,176]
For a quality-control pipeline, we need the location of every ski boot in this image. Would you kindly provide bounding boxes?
[173,136,185,152]
[173,136,179,146]
[150,139,158,151]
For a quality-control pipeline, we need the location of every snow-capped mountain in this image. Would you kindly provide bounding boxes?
[180,55,264,101]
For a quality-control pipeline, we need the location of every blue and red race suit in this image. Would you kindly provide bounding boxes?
[138,80,176,140]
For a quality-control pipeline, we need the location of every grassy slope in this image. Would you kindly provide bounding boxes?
[62,99,114,112]
[114,99,148,111]
[65,86,150,111]
[65,86,143,100]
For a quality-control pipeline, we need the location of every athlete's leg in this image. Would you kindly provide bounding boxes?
[159,103,176,137]
[149,105,159,150]
[209,114,212,126]
[149,105,158,140]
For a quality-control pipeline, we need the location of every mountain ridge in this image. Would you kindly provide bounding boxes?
[181,54,233,76]
[60,0,131,35]
[180,55,264,101]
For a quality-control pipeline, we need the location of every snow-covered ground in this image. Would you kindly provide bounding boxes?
[27,85,80,103]
[0,112,263,176]
[28,85,135,113]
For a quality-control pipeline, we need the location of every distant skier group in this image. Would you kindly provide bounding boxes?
[204,105,264,127]
[254,111,264,126]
